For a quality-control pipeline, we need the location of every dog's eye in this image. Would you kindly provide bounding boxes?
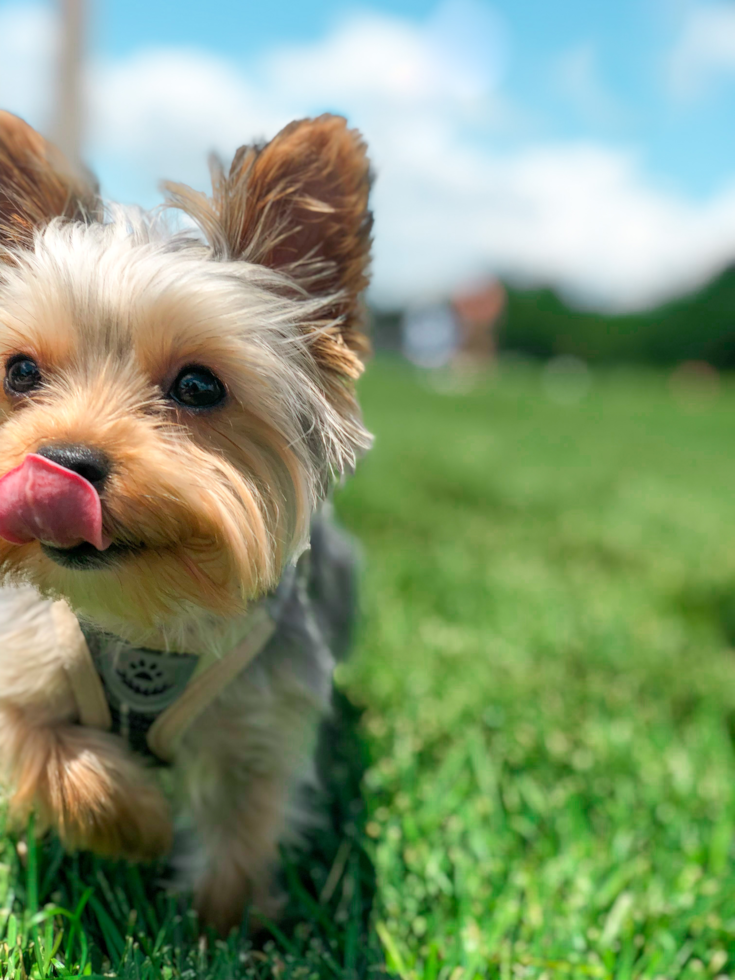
[5,356,43,395]
[169,366,226,409]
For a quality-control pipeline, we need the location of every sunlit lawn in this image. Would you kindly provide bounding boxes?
[4,357,735,978]
[339,359,735,979]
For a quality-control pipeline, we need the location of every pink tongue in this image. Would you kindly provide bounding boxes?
[0,453,110,551]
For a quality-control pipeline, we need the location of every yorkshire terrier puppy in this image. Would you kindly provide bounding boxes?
[0,110,372,933]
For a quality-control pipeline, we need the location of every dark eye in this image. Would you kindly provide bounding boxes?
[169,366,226,409]
[5,355,43,395]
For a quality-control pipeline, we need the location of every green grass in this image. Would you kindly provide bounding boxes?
[5,358,735,977]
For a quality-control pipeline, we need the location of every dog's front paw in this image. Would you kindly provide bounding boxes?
[55,771,172,863]
[7,718,172,862]
[194,860,284,936]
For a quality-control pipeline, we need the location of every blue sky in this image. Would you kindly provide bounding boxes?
[1,0,734,308]
[92,0,735,199]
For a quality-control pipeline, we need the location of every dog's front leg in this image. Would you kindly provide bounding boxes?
[177,669,324,935]
[0,703,172,862]
[188,770,289,935]
[0,592,172,861]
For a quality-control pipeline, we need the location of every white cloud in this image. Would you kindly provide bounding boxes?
[265,1,508,112]
[1,0,735,311]
[88,47,284,202]
[667,2,735,100]
[421,142,735,310]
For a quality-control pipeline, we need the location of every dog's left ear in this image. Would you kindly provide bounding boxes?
[0,111,100,257]
[167,115,373,380]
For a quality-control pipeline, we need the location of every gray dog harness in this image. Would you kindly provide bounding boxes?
[52,566,297,765]
[82,631,200,760]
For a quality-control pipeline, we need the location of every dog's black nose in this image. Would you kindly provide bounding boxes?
[36,444,111,490]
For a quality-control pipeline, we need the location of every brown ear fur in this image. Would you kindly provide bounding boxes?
[166,115,373,380]
[0,111,100,257]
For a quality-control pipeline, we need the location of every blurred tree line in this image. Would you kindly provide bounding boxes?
[371,264,735,366]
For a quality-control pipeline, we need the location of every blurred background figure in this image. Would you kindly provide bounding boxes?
[401,303,459,369]
[451,279,505,370]
[401,279,504,371]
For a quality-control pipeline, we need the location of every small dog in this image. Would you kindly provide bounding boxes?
[0,110,372,933]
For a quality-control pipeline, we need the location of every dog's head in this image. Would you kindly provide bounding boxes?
[0,111,372,637]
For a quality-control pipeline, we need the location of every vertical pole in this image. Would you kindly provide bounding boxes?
[53,0,85,168]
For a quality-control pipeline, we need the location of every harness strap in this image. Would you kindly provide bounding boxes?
[51,600,112,731]
[146,605,276,763]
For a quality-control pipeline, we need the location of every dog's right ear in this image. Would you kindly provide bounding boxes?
[0,111,100,257]
[165,115,373,381]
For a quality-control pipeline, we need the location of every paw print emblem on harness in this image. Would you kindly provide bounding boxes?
[117,654,172,698]
[92,640,199,717]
